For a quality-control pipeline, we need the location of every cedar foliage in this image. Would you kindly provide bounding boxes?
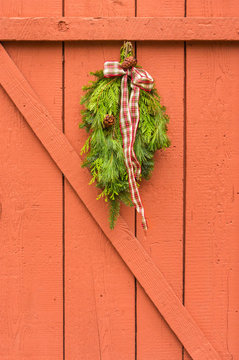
[79,43,170,229]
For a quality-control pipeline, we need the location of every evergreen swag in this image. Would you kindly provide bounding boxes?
[79,42,170,229]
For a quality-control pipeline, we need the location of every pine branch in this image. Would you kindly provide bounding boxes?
[109,199,121,229]
[79,56,171,228]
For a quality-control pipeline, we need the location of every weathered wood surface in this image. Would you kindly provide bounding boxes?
[0,43,223,360]
[64,0,136,359]
[0,1,63,359]
[0,17,239,41]
[184,1,239,360]
[136,1,185,359]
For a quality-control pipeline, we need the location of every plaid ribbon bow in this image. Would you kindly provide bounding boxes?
[104,61,154,230]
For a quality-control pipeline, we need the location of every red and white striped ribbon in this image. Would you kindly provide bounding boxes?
[104,61,154,230]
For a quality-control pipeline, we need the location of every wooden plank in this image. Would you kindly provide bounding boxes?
[64,44,135,360]
[0,16,239,41]
[0,2,63,360]
[136,47,184,358]
[136,2,185,360]
[0,43,223,360]
[185,43,239,360]
[185,2,239,360]
[64,0,135,359]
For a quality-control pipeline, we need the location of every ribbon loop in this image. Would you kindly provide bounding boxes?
[131,67,154,91]
[103,61,154,230]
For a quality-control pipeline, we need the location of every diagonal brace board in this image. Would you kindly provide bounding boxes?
[0,44,224,360]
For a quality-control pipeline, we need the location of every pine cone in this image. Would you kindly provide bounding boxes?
[121,56,137,70]
[103,114,115,128]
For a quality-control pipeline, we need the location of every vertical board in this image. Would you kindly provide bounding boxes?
[186,1,239,359]
[136,0,185,358]
[0,1,63,359]
[64,2,135,359]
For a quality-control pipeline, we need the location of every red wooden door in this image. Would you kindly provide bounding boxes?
[0,0,238,359]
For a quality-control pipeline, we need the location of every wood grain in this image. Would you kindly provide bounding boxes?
[0,17,239,41]
[64,1,135,359]
[185,1,239,360]
[0,43,223,360]
[0,2,63,360]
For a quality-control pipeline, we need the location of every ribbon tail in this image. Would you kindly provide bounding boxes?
[129,84,141,180]
[119,72,148,230]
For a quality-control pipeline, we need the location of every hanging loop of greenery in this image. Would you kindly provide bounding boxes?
[79,41,170,229]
